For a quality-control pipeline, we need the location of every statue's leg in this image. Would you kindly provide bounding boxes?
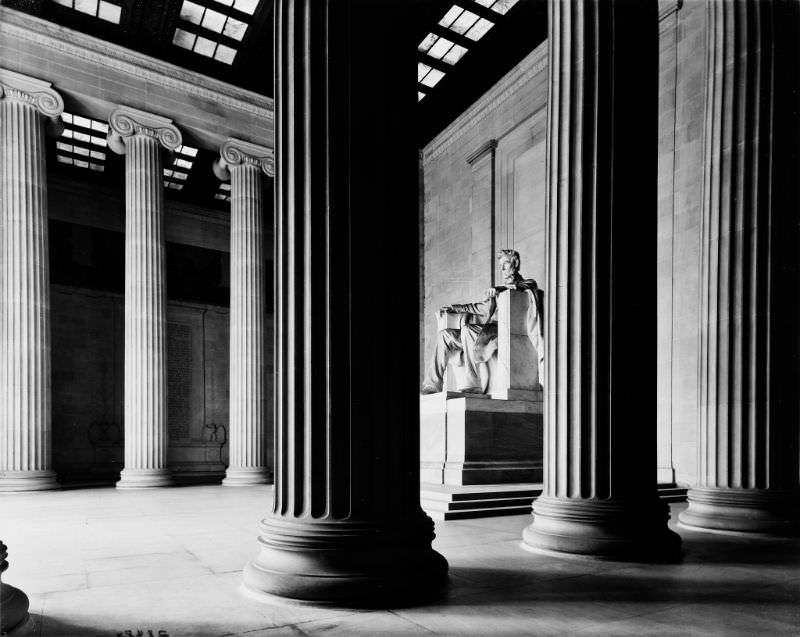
[421,328,462,393]
[459,324,485,392]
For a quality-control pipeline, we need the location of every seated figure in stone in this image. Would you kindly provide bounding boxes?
[421,249,541,395]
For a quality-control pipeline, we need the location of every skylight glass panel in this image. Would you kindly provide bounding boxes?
[489,0,520,15]
[233,0,258,15]
[202,8,227,32]
[215,44,237,64]
[163,145,198,192]
[180,0,204,24]
[51,0,122,24]
[173,28,197,50]
[442,44,468,65]
[428,37,454,60]
[439,5,463,27]
[418,33,439,54]
[418,92,426,102]
[450,10,480,35]
[194,35,217,57]
[420,68,445,88]
[223,17,248,40]
[75,0,98,15]
[418,63,432,82]
[56,112,110,173]
[465,17,494,41]
[97,1,121,23]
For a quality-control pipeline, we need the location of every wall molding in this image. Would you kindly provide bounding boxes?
[424,41,548,163]
[0,7,274,121]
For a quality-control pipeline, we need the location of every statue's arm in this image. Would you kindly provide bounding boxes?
[451,299,491,315]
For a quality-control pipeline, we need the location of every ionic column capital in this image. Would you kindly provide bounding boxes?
[213,137,274,180]
[0,68,64,135]
[107,106,182,155]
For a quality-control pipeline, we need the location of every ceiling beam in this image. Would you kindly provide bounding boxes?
[458,1,500,23]
[418,52,452,75]
[429,23,474,51]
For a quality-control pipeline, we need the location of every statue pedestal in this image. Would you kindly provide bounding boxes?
[420,392,543,520]
[422,289,543,520]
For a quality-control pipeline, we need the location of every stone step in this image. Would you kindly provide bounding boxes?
[420,482,542,521]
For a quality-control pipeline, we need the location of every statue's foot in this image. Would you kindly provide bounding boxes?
[460,387,484,394]
[420,384,441,395]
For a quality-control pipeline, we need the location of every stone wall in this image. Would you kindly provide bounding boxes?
[50,286,236,481]
[657,1,707,486]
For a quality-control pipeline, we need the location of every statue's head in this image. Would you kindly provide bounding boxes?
[497,249,521,284]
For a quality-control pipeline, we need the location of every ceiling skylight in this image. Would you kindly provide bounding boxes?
[164,145,198,191]
[173,0,259,64]
[56,113,109,172]
[418,0,520,102]
[214,182,231,202]
[475,0,521,14]
[50,0,122,24]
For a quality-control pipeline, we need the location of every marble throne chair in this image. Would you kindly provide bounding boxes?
[440,289,542,400]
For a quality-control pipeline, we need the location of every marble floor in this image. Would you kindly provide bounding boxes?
[1,485,798,637]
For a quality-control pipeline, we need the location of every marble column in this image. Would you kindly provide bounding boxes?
[0,541,30,636]
[214,138,273,487]
[521,0,681,560]
[108,106,181,489]
[679,0,800,535]
[0,69,63,492]
[244,0,447,604]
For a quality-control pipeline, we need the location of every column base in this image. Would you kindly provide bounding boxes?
[116,468,173,489]
[0,582,31,636]
[243,514,448,606]
[0,470,59,492]
[522,495,682,562]
[223,467,272,487]
[679,487,800,535]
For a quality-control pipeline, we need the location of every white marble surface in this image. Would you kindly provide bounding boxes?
[1,486,798,636]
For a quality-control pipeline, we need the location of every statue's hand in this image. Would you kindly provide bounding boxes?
[485,286,509,298]
[439,305,455,315]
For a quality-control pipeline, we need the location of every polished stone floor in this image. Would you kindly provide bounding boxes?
[2,485,798,636]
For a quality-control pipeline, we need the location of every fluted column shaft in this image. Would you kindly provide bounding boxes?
[216,139,273,486]
[0,70,63,492]
[522,0,680,560]
[109,107,181,489]
[244,0,447,604]
[679,0,800,534]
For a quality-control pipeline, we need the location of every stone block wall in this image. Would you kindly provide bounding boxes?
[657,0,707,486]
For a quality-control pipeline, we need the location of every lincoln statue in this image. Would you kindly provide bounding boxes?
[421,249,542,394]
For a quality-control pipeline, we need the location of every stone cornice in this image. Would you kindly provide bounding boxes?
[0,67,64,133]
[214,138,275,179]
[107,106,182,154]
[0,6,273,121]
[424,41,548,163]
[658,0,683,22]
[465,139,498,165]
